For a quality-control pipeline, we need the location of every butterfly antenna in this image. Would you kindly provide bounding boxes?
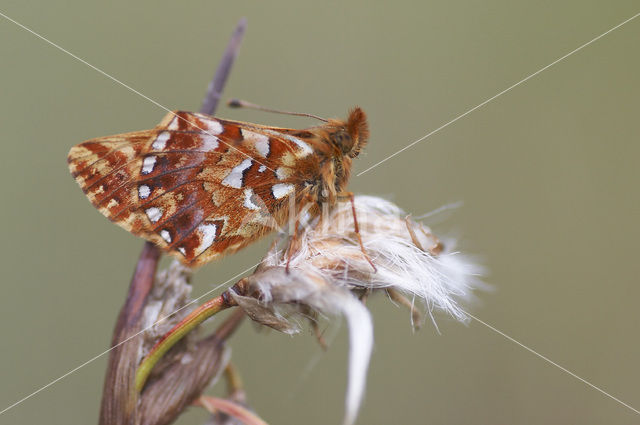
[228,99,328,122]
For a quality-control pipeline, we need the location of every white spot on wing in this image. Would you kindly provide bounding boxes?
[167,116,180,130]
[264,130,313,157]
[178,247,186,256]
[243,188,261,210]
[141,156,157,174]
[222,159,252,189]
[201,135,219,151]
[160,229,172,243]
[107,199,119,209]
[138,185,151,199]
[272,183,295,199]
[145,207,163,223]
[242,129,270,157]
[152,131,170,150]
[285,134,313,156]
[202,118,223,135]
[258,165,266,173]
[196,223,217,254]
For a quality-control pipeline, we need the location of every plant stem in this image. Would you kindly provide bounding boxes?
[135,292,236,391]
[200,17,247,115]
[196,395,269,425]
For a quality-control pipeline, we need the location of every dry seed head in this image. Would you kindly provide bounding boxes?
[231,195,485,425]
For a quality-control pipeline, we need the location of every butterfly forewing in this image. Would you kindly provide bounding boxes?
[68,111,317,266]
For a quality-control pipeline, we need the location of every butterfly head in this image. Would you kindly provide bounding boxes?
[328,107,369,158]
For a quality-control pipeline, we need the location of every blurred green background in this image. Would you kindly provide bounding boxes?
[1,1,639,424]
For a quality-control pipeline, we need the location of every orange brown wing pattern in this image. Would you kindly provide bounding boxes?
[68,111,317,266]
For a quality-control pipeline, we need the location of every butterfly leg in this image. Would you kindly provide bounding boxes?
[404,216,426,251]
[418,222,444,256]
[285,217,302,273]
[299,305,328,349]
[404,216,444,256]
[338,192,377,273]
[284,192,317,273]
[387,288,422,330]
[359,287,372,305]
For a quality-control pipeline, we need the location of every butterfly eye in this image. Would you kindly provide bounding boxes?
[334,131,354,154]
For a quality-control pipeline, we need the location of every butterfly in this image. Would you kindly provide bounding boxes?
[68,108,369,267]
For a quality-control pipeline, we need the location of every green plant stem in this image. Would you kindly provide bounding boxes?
[135,293,235,392]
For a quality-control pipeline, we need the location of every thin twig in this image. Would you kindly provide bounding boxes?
[196,395,269,425]
[201,17,247,115]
